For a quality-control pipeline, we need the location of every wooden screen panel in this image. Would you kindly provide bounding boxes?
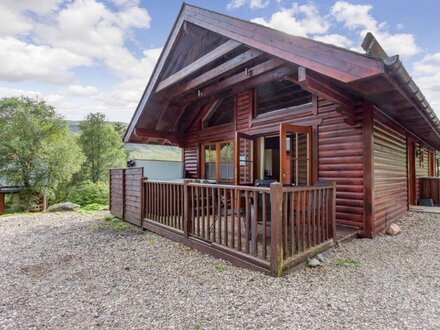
[124,168,143,226]
[110,169,124,219]
[372,111,407,234]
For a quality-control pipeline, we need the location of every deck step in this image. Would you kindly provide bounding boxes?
[335,225,359,243]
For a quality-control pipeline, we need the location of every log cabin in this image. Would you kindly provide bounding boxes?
[110,4,439,275]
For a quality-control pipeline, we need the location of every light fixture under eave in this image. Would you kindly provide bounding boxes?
[197,89,204,97]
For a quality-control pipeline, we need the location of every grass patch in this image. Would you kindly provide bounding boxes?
[214,263,226,272]
[194,322,202,330]
[81,203,106,211]
[336,258,361,267]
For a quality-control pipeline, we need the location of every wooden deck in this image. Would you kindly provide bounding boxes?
[335,225,360,243]
[409,205,440,214]
[109,168,337,276]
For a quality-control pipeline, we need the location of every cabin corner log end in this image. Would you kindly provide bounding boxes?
[109,169,337,276]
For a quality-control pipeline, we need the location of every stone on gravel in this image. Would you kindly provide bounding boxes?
[308,258,321,267]
[386,223,401,236]
[316,253,325,263]
[47,202,80,212]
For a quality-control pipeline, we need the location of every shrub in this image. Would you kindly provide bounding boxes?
[69,181,108,207]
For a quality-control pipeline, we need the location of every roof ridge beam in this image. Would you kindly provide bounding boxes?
[156,39,241,93]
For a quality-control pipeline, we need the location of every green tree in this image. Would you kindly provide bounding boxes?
[79,112,126,182]
[112,122,127,137]
[0,96,84,208]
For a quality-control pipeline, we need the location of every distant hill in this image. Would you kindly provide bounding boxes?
[65,120,182,161]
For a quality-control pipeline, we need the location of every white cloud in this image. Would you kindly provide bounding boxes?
[227,0,270,10]
[64,84,99,97]
[0,37,91,84]
[313,33,354,48]
[331,1,419,58]
[252,3,330,37]
[413,53,440,115]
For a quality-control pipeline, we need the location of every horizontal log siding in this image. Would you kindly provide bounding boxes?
[317,98,364,230]
[372,110,407,234]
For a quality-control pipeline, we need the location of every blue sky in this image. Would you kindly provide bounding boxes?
[1,0,440,122]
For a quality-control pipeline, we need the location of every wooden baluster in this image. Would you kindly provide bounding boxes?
[302,190,306,251]
[295,191,300,254]
[231,188,235,249]
[270,182,283,277]
[224,188,228,247]
[312,189,316,246]
[206,187,210,239]
[253,191,258,257]
[262,191,267,260]
[283,192,288,256]
[211,187,215,242]
[290,191,295,255]
[201,186,205,239]
[317,189,321,244]
[191,186,195,234]
[245,190,250,254]
[237,189,242,252]
[217,188,222,244]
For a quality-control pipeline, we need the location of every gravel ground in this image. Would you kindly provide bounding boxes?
[0,211,439,329]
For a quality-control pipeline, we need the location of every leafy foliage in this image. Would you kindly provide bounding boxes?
[0,97,84,209]
[68,181,109,207]
[79,112,126,183]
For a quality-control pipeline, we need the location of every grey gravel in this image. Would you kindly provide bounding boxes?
[0,211,439,329]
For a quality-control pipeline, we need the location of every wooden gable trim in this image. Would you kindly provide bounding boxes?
[183,4,383,83]
[124,4,186,143]
[156,39,242,93]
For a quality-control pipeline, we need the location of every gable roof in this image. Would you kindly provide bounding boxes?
[124,3,440,149]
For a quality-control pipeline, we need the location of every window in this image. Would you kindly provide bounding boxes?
[202,141,233,182]
[285,131,310,186]
[255,80,312,116]
[202,96,234,128]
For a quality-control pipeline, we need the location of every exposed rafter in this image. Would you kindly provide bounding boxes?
[169,48,264,98]
[180,58,285,104]
[156,39,241,93]
[289,66,358,124]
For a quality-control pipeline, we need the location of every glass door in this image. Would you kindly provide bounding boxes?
[280,123,312,186]
[234,132,255,185]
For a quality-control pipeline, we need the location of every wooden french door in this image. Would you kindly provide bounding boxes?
[234,132,255,185]
[280,123,312,185]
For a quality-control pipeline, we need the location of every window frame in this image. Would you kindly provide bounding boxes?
[200,140,234,183]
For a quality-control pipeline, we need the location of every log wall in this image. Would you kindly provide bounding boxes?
[372,110,408,234]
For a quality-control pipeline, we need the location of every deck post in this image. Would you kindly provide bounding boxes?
[270,182,283,276]
[330,182,337,242]
[183,179,190,238]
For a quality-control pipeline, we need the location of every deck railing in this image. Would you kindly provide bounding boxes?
[110,169,336,276]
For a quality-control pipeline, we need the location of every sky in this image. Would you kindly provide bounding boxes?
[1,0,440,123]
